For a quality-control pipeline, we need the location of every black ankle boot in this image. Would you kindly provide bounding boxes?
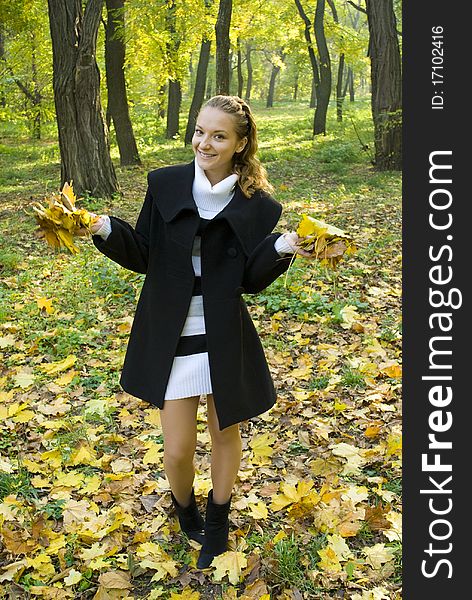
[171,489,205,544]
[197,489,231,569]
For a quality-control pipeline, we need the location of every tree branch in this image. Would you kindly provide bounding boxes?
[346,0,367,15]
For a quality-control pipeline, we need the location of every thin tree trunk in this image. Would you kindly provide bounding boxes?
[336,54,345,121]
[236,38,244,98]
[365,0,402,170]
[293,70,299,100]
[266,51,285,108]
[310,76,317,108]
[0,25,5,107]
[313,0,331,135]
[327,0,345,122]
[244,43,253,102]
[206,68,213,99]
[157,85,166,119]
[266,65,279,108]
[215,0,232,94]
[165,0,181,138]
[105,0,140,165]
[294,0,320,110]
[348,67,355,101]
[47,0,118,198]
[185,38,211,145]
[31,32,41,139]
[166,80,181,138]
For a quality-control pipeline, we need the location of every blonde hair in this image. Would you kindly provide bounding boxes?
[200,95,274,197]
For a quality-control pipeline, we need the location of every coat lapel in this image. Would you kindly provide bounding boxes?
[214,185,282,256]
[151,161,197,222]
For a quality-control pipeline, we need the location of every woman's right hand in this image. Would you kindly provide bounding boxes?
[76,213,105,236]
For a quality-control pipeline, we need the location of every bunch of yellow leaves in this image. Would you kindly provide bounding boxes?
[296,214,356,269]
[32,182,99,254]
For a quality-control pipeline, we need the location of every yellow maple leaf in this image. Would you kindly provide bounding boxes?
[339,305,360,329]
[271,480,318,512]
[362,543,395,569]
[54,369,77,386]
[40,355,77,375]
[13,369,35,389]
[69,443,97,466]
[80,474,102,494]
[12,409,35,423]
[143,442,163,465]
[98,570,131,590]
[40,449,62,469]
[211,551,247,585]
[317,546,342,573]
[144,409,161,427]
[249,433,276,459]
[247,501,268,520]
[326,534,354,561]
[26,553,56,578]
[37,297,54,314]
[63,568,82,586]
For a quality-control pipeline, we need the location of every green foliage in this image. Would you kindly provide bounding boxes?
[0,466,37,501]
[341,367,366,389]
[0,245,21,275]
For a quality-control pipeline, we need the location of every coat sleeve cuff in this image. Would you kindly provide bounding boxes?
[274,233,296,256]
[93,216,112,239]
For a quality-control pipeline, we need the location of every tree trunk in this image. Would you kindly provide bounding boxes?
[365,0,402,170]
[30,32,42,139]
[335,54,345,121]
[206,69,213,99]
[215,0,232,94]
[348,67,354,101]
[327,0,345,122]
[310,76,317,108]
[166,79,182,138]
[294,0,320,110]
[313,0,331,135]
[105,0,140,165]
[47,0,118,198]
[293,70,299,100]
[157,85,166,119]
[0,25,5,107]
[236,38,244,98]
[165,0,182,138]
[244,42,253,102]
[266,64,279,108]
[184,38,211,145]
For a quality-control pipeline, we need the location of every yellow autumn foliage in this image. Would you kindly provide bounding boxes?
[296,214,356,269]
[31,182,99,254]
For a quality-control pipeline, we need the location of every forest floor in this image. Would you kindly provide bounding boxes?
[0,100,402,600]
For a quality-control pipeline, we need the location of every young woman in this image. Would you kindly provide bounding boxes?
[89,95,311,569]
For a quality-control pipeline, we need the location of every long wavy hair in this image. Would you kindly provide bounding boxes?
[200,95,274,197]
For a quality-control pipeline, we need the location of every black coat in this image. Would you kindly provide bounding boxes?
[93,161,292,429]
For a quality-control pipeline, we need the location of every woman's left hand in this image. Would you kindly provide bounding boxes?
[281,232,314,258]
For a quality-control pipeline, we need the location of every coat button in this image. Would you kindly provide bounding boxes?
[227,247,238,257]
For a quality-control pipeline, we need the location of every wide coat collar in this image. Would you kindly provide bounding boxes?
[147,160,281,255]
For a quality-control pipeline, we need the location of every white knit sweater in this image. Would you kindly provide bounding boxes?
[94,162,293,400]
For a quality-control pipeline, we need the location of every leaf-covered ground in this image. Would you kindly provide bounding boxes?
[0,102,402,600]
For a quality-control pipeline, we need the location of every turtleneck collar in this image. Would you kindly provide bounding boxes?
[192,160,239,218]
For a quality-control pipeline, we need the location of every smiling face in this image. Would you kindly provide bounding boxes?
[192,107,247,185]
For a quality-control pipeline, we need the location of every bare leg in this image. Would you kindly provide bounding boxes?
[207,394,242,504]
[159,396,200,507]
